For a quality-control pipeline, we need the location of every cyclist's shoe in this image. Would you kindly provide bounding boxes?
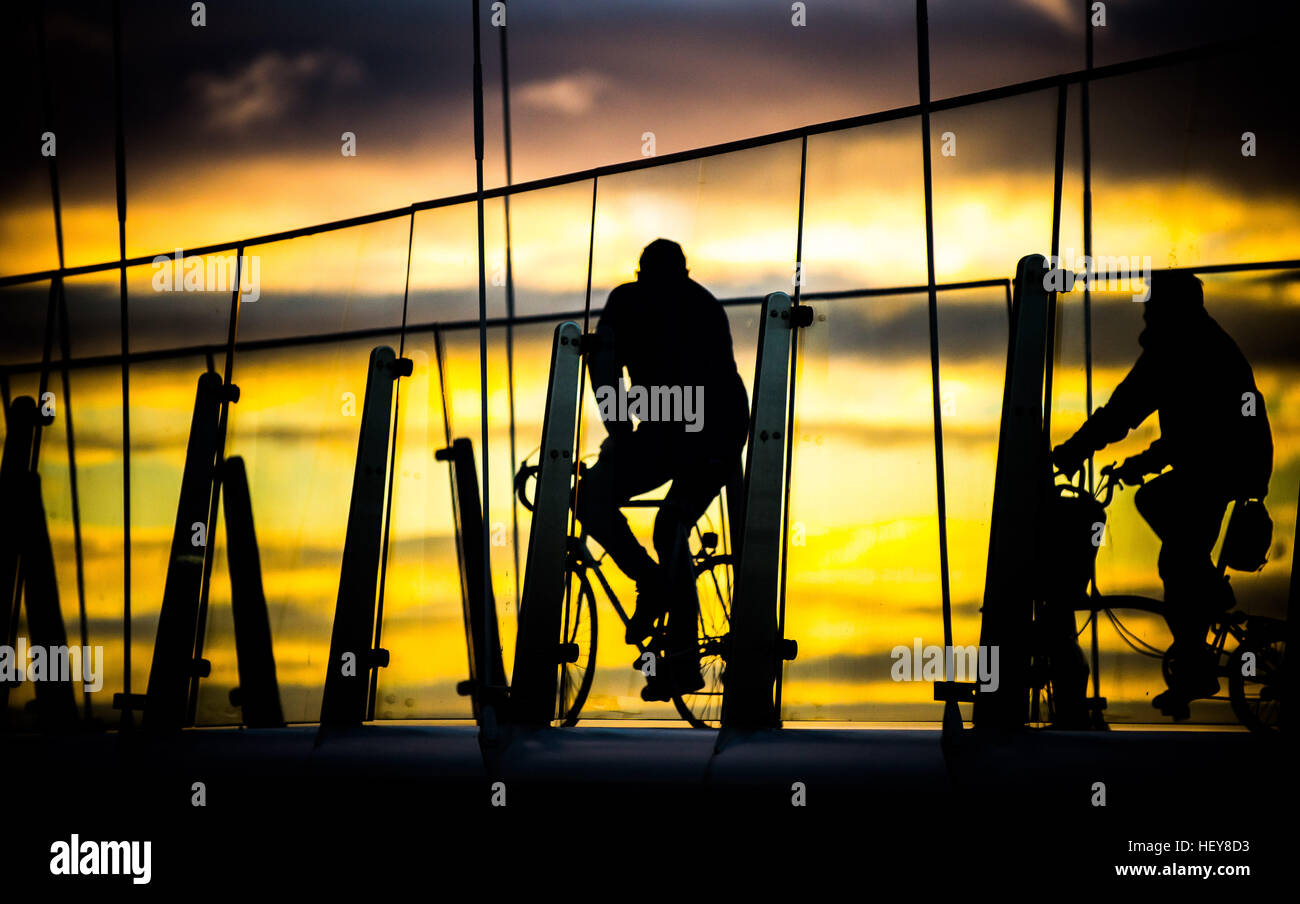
[625,574,669,644]
[640,676,674,702]
[1182,673,1220,700]
[671,668,705,696]
[1152,689,1192,721]
[639,669,705,702]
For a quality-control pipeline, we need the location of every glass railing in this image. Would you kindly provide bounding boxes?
[2,37,1295,730]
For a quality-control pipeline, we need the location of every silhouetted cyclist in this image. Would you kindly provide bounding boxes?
[576,239,749,701]
[1052,271,1272,720]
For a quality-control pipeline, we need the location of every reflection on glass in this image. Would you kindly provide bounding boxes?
[782,294,943,720]
[936,286,1007,662]
[930,90,1059,284]
[803,119,927,293]
[1092,0,1268,68]
[591,142,802,303]
[929,0,1083,100]
[1089,57,1300,272]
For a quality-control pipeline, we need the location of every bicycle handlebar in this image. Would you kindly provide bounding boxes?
[514,460,590,512]
[1054,462,1140,507]
[514,464,540,512]
[1096,465,1119,506]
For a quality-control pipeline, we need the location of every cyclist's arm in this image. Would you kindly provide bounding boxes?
[1135,437,1170,471]
[1120,437,1170,481]
[1064,353,1159,456]
[589,295,633,439]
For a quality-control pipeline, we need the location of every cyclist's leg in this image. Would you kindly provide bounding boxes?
[574,432,672,584]
[653,451,734,685]
[1137,471,1229,696]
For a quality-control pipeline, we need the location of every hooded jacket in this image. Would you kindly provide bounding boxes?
[1065,308,1272,499]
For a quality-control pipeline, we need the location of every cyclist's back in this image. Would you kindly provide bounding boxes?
[596,272,749,452]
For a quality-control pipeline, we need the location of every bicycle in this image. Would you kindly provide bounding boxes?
[1040,463,1285,734]
[513,453,735,728]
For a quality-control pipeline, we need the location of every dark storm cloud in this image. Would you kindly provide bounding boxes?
[5,0,1297,210]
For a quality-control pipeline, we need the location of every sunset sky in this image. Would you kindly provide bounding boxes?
[2,0,1297,727]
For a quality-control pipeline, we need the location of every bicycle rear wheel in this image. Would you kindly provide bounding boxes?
[558,568,598,725]
[669,552,732,728]
[1228,617,1285,735]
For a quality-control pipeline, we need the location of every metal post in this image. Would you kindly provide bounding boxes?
[509,322,582,725]
[774,136,809,717]
[438,438,506,722]
[1284,481,1298,740]
[222,455,284,728]
[0,398,37,721]
[139,371,224,730]
[721,292,804,732]
[319,346,411,727]
[20,470,79,732]
[111,0,133,713]
[915,0,961,737]
[188,248,245,723]
[974,255,1052,729]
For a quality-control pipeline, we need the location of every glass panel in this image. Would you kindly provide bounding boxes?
[930,89,1060,284]
[408,201,505,327]
[7,272,126,725]
[200,335,397,724]
[378,324,514,719]
[0,12,57,277]
[0,281,53,369]
[497,180,595,319]
[126,260,231,703]
[936,285,1008,683]
[238,217,411,344]
[782,293,943,721]
[1089,55,1300,272]
[60,273,126,718]
[591,141,803,302]
[802,118,928,294]
[198,220,412,723]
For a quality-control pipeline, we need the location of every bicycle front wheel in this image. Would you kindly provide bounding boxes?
[558,568,598,726]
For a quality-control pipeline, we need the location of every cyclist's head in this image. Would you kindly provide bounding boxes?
[1143,270,1204,330]
[636,239,688,283]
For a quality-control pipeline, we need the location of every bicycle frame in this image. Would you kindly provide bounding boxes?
[565,530,640,654]
[565,498,722,660]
